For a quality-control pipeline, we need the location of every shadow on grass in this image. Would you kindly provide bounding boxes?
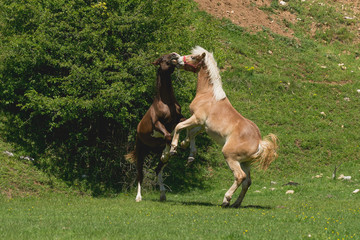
[241,205,272,209]
[149,198,273,209]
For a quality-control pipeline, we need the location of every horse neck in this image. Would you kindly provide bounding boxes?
[156,69,176,103]
[196,66,213,94]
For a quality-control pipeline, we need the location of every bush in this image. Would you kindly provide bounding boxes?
[0,0,221,194]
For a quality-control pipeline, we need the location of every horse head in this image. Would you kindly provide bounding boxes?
[152,52,182,72]
[177,51,206,73]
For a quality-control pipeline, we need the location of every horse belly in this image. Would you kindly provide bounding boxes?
[205,127,226,146]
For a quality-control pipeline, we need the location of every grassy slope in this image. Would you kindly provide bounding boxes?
[0,138,80,199]
[1,0,360,239]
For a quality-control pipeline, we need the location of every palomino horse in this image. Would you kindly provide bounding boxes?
[170,46,278,208]
[126,52,184,202]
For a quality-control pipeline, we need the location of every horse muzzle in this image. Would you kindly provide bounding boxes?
[170,53,185,68]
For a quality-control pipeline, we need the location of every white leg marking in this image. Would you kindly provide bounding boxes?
[135,182,142,202]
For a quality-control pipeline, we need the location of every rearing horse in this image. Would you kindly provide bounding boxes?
[170,46,278,208]
[126,52,184,202]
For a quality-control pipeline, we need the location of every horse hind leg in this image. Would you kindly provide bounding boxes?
[135,158,144,202]
[155,161,167,201]
[135,140,149,202]
[222,157,247,208]
[180,126,203,164]
[230,162,251,208]
[187,137,197,164]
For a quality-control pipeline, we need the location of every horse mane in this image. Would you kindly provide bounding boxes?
[191,46,226,101]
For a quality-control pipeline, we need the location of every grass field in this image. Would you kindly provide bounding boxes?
[1,0,360,239]
[1,180,359,240]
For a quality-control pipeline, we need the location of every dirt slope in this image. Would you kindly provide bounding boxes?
[193,0,360,40]
[194,0,296,37]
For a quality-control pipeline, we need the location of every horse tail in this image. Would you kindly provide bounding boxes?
[251,133,278,171]
[124,137,139,164]
[124,150,136,163]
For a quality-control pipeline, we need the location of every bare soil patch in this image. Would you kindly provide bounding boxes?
[194,0,360,41]
[194,0,297,38]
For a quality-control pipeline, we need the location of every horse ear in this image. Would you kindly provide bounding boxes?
[152,57,162,66]
[201,52,206,59]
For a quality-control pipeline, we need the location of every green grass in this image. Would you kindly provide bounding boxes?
[1,0,360,239]
[1,178,359,240]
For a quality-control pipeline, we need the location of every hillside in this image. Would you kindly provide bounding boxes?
[0,138,78,198]
[194,0,360,41]
[0,0,359,197]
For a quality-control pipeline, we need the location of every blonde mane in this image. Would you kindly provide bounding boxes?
[191,46,226,101]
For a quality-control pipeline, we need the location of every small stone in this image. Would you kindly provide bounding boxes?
[338,174,351,180]
[353,189,360,194]
[3,151,14,157]
[343,176,351,180]
[313,173,323,178]
[286,190,294,194]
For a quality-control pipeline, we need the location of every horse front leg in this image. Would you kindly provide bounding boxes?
[154,121,172,144]
[170,115,199,155]
[153,121,172,162]
[182,126,203,164]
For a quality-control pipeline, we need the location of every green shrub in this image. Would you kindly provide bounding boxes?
[0,0,221,193]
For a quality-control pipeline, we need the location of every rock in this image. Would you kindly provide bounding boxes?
[338,174,351,180]
[279,1,287,6]
[286,190,294,194]
[3,151,14,157]
[343,176,351,180]
[353,189,360,194]
[20,156,34,161]
[312,173,323,178]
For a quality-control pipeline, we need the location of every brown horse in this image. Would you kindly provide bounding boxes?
[170,46,278,208]
[126,52,184,202]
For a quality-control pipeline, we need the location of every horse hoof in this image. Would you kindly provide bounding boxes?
[221,202,230,208]
[180,141,189,149]
[160,195,166,202]
[186,156,195,165]
[160,155,169,163]
[230,203,240,208]
[135,197,142,202]
[170,150,177,156]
